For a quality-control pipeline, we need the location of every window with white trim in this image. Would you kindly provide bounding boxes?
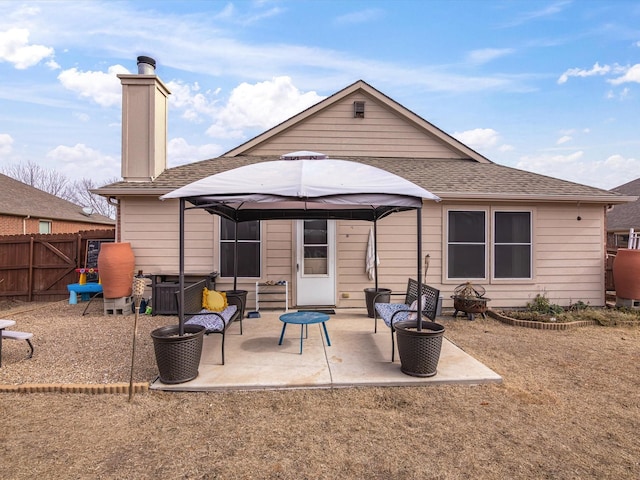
[219,218,261,278]
[494,211,531,279]
[447,210,486,279]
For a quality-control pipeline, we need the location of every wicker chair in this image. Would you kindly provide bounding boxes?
[374,279,440,362]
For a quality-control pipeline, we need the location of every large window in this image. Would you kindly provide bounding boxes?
[494,212,531,278]
[219,219,261,278]
[447,211,486,279]
[447,209,532,280]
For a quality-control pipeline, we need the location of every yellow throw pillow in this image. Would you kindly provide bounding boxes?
[202,287,228,312]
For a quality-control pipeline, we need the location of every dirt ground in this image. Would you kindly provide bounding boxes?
[1,299,639,479]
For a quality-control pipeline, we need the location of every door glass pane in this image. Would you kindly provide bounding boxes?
[304,220,327,244]
[303,220,328,274]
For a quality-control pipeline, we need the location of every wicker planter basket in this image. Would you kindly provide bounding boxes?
[394,320,445,377]
[151,324,205,384]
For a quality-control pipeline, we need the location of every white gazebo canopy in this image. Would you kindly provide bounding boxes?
[161,152,440,334]
[161,152,440,221]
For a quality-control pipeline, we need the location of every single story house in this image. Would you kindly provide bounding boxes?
[95,57,634,310]
[0,173,114,235]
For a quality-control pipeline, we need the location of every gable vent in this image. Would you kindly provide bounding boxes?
[353,101,365,118]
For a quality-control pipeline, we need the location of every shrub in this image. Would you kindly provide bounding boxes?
[527,293,563,315]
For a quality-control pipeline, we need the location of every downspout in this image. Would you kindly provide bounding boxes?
[23,215,30,234]
[108,196,120,241]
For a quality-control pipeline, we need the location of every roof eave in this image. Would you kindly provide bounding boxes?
[436,193,637,204]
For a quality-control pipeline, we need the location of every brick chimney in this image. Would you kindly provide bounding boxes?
[118,56,171,181]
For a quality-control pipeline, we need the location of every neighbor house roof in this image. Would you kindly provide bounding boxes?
[607,178,640,231]
[94,156,633,205]
[0,173,114,225]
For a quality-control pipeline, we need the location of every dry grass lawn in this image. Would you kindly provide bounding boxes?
[1,299,639,479]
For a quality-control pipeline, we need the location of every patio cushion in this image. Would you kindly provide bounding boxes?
[202,288,228,312]
[407,295,427,321]
[374,302,411,328]
[186,305,238,332]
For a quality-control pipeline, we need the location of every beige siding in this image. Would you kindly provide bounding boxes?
[120,198,606,311]
[436,203,605,308]
[120,197,215,276]
[244,92,464,158]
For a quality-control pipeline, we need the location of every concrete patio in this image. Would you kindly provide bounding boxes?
[150,308,502,392]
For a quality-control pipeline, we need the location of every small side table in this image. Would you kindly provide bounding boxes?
[278,311,331,354]
[0,319,16,367]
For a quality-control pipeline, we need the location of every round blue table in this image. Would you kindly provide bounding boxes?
[278,311,331,354]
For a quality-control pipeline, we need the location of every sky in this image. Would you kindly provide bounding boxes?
[0,0,639,191]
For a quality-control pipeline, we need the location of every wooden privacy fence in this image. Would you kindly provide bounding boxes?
[0,229,115,302]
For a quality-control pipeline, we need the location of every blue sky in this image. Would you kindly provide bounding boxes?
[0,0,639,190]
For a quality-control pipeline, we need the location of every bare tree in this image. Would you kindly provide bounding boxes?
[1,161,117,219]
[67,177,118,219]
[2,160,72,197]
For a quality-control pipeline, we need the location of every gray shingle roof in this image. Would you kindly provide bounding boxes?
[95,156,628,204]
[607,177,640,231]
[0,173,114,224]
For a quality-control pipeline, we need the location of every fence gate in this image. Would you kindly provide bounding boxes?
[0,229,115,302]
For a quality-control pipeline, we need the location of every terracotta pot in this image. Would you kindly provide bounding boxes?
[613,249,640,300]
[98,242,135,298]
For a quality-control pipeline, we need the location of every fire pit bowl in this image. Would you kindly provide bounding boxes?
[451,282,490,320]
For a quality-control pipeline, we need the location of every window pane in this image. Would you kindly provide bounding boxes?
[220,243,260,277]
[495,245,531,278]
[495,212,530,243]
[449,211,485,243]
[39,221,51,234]
[448,245,485,278]
[238,221,260,241]
[221,219,259,240]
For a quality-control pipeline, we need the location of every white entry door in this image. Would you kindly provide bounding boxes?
[296,219,336,306]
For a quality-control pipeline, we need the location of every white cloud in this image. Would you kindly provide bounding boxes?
[557,62,610,84]
[166,81,220,122]
[73,112,90,122]
[466,48,515,65]
[608,64,640,85]
[206,76,325,139]
[0,133,14,155]
[0,28,54,69]
[167,137,223,167]
[556,135,572,145]
[334,8,384,25]
[46,144,119,181]
[516,151,640,189]
[57,65,130,107]
[453,128,500,149]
